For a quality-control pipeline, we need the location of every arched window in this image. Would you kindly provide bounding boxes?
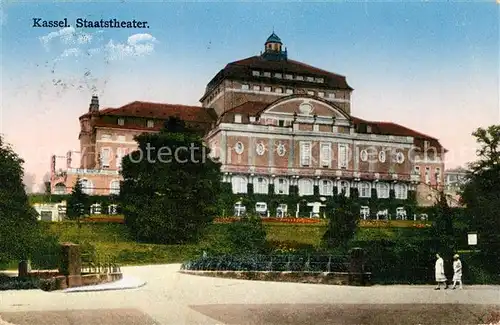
[110,180,120,195]
[319,179,334,196]
[253,176,269,194]
[54,183,66,195]
[358,182,371,198]
[376,183,390,199]
[231,175,248,194]
[337,180,350,197]
[79,179,94,195]
[298,178,314,196]
[274,178,289,195]
[394,183,408,199]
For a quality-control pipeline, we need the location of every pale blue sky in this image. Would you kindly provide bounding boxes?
[1,1,498,191]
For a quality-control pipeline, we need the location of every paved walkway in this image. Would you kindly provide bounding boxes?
[0,264,499,324]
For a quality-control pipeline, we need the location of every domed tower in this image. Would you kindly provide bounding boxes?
[262,32,287,61]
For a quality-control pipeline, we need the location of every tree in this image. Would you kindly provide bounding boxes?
[226,216,267,255]
[461,125,500,268]
[120,116,222,244]
[0,135,41,264]
[66,177,89,225]
[431,191,455,259]
[323,192,359,251]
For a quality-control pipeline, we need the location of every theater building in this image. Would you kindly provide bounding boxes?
[50,33,447,209]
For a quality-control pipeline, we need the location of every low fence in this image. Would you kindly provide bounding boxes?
[182,254,350,273]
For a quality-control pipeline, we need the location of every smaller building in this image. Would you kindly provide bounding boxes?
[33,201,67,222]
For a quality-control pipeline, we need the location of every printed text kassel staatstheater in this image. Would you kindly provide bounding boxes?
[32,18,149,28]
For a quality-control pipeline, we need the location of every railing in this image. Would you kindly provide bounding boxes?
[81,253,121,274]
[181,254,350,272]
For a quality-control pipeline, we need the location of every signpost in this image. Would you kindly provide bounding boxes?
[468,232,478,253]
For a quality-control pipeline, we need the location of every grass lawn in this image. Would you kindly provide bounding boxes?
[0,220,428,270]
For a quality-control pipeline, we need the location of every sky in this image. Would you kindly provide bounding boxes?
[1,1,499,192]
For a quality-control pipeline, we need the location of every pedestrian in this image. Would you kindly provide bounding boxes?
[452,254,463,290]
[434,253,448,290]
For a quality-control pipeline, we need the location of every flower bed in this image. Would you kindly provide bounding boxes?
[213,217,323,224]
[359,220,430,228]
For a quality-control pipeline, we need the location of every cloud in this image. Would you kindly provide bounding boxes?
[104,33,157,61]
[60,48,81,58]
[39,27,93,50]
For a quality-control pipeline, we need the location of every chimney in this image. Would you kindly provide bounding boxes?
[89,95,99,113]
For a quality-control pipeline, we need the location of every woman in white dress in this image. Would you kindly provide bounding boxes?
[452,254,463,289]
[434,253,448,290]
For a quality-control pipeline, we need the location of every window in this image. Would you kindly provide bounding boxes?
[414,166,420,174]
[277,142,286,156]
[101,134,111,140]
[234,142,244,154]
[110,180,120,195]
[320,180,333,196]
[285,74,293,80]
[256,142,265,156]
[264,86,272,92]
[275,87,283,93]
[117,135,126,142]
[147,120,154,128]
[376,183,390,198]
[378,151,386,163]
[252,70,260,76]
[263,71,271,77]
[275,178,289,195]
[316,78,324,83]
[242,84,250,90]
[307,90,314,96]
[320,142,331,167]
[394,183,408,199]
[234,114,242,123]
[231,176,248,194]
[296,75,304,81]
[100,148,110,168]
[249,116,256,122]
[425,167,430,183]
[306,76,314,82]
[286,88,293,94]
[90,203,102,215]
[79,179,94,195]
[338,144,348,168]
[254,177,269,194]
[360,149,368,162]
[253,85,261,91]
[358,182,371,198]
[318,92,325,97]
[328,93,335,99]
[300,142,311,166]
[338,181,350,197]
[117,118,125,126]
[298,179,314,196]
[435,167,441,183]
[54,183,66,195]
[396,152,405,164]
[274,73,282,79]
[278,120,285,127]
[116,147,127,169]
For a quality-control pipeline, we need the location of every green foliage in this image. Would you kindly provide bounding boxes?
[461,125,500,264]
[322,192,359,251]
[66,177,90,221]
[431,191,456,259]
[120,117,222,244]
[0,275,41,291]
[0,136,41,265]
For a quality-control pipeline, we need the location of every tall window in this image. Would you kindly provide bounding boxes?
[394,183,408,199]
[264,86,272,92]
[435,167,441,183]
[242,84,250,90]
[254,177,269,194]
[147,120,154,128]
[79,179,94,195]
[298,178,314,196]
[253,85,260,91]
[231,176,248,194]
[275,178,289,195]
[300,142,311,166]
[275,87,283,93]
[358,182,371,198]
[376,183,390,198]
[110,180,120,195]
[320,180,333,196]
[116,148,126,169]
[117,118,125,126]
[320,143,331,168]
[338,180,350,197]
[100,148,110,168]
[425,167,431,183]
[285,88,293,94]
[338,144,348,168]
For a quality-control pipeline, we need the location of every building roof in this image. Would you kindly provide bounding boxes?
[201,55,353,101]
[266,32,282,44]
[80,101,216,124]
